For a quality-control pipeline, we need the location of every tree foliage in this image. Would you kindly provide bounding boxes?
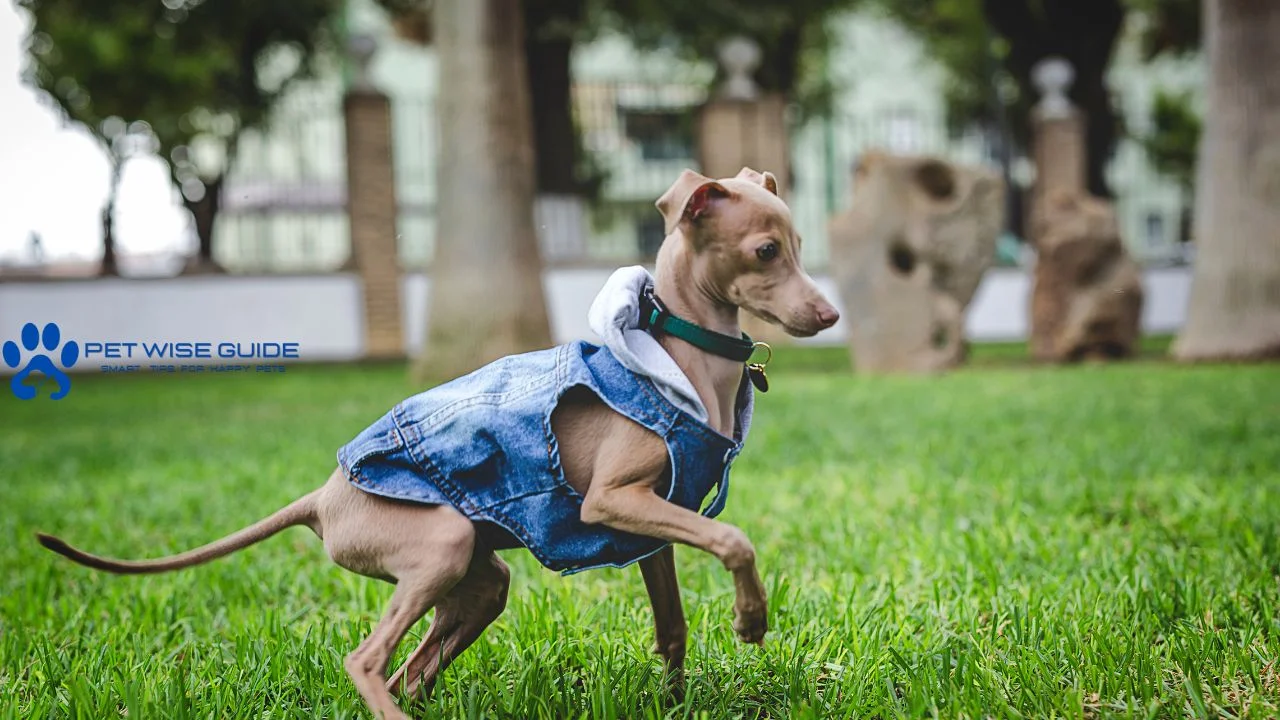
[1129,0,1201,59]
[1138,89,1200,192]
[377,0,861,114]
[1127,0,1202,193]
[599,0,863,119]
[21,0,341,270]
[867,0,995,135]
[875,0,1203,199]
[874,0,1127,198]
[375,0,863,201]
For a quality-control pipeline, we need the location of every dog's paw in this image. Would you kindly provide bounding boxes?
[658,666,686,705]
[732,601,768,645]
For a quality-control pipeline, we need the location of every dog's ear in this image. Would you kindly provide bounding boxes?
[656,169,731,234]
[760,171,779,196]
[735,167,779,196]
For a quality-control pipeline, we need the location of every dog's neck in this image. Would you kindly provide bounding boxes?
[653,238,745,438]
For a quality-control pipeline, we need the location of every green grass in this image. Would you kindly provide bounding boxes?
[2,349,1278,719]
[778,335,1177,374]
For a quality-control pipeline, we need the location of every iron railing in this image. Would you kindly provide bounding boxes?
[209,82,1191,274]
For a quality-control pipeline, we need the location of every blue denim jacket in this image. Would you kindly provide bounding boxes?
[338,341,751,575]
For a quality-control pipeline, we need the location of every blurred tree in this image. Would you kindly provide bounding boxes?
[1129,0,1200,59]
[419,0,552,379]
[600,0,872,125]
[1173,0,1280,360]
[1129,0,1201,245]
[878,0,1205,201]
[378,0,859,203]
[375,0,607,200]
[21,2,193,275]
[21,0,339,275]
[1137,89,1199,242]
[876,0,1127,199]
[524,0,610,199]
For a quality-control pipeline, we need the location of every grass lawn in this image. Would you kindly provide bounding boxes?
[2,346,1278,719]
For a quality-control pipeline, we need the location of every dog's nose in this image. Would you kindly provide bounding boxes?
[816,305,840,328]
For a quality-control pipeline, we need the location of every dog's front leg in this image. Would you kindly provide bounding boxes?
[580,419,767,644]
[639,545,686,697]
[584,485,767,645]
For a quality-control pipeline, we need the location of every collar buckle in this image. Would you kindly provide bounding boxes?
[638,286,668,335]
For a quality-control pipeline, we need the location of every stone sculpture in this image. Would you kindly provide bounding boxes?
[1027,57,1145,362]
[828,150,1004,373]
[1029,191,1144,361]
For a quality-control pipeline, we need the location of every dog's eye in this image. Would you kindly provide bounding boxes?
[756,243,779,262]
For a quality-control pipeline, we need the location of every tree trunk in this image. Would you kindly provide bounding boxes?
[99,205,119,277]
[182,175,226,274]
[1173,0,1280,360]
[417,0,552,381]
[385,0,585,196]
[99,159,122,277]
[524,1,580,195]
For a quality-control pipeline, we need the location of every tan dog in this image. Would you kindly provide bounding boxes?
[36,167,839,720]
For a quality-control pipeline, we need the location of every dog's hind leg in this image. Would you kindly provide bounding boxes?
[387,549,510,701]
[331,501,477,720]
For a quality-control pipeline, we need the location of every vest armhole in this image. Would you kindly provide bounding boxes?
[546,381,678,505]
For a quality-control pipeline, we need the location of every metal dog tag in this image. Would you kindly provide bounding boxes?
[746,341,771,393]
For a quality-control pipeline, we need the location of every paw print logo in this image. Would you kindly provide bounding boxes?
[3,323,79,400]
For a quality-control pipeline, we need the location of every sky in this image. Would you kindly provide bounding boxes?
[0,2,190,265]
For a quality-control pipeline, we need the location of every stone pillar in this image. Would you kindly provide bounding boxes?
[697,37,791,194]
[1027,57,1143,362]
[1029,58,1085,221]
[344,34,405,359]
[698,97,791,195]
[695,36,793,344]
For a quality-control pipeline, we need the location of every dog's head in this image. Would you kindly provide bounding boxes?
[655,167,839,337]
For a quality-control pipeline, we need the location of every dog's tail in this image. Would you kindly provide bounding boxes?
[35,491,319,575]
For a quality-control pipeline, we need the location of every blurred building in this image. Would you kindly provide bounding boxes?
[211,0,1200,274]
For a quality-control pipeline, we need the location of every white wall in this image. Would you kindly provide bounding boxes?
[0,276,363,369]
[0,267,1192,373]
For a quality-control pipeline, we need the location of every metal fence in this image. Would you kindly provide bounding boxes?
[212,81,1191,274]
[216,87,349,273]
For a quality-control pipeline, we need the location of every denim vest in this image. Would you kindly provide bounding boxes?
[337,341,750,575]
